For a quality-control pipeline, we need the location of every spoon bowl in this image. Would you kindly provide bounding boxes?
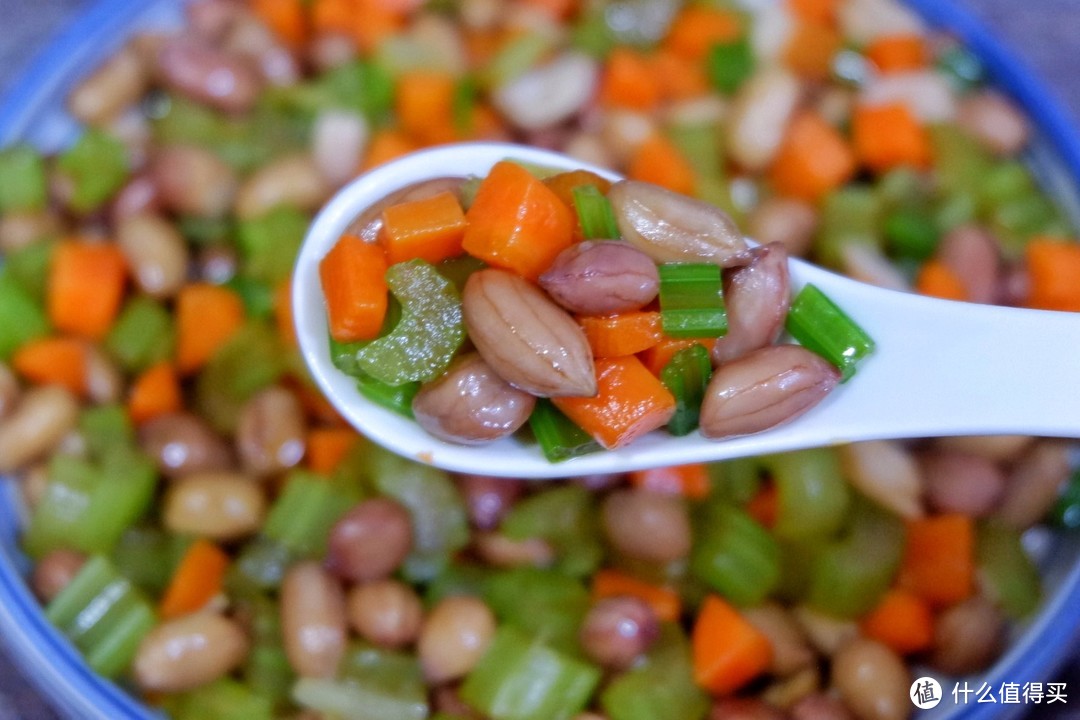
[293,142,1080,479]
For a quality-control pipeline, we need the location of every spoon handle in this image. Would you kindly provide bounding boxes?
[793,265,1080,444]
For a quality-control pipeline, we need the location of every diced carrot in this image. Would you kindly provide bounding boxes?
[915,259,968,301]
[462,160,575,281]
[860,587,934,655]
[542,170,612,211]
[274,278,297,347]
[592,569,682,623]
[379,191,468,265]
[312,0,405,52]
[852,102,931,173]
[363,129,419,170]
[579,311,663,358]
[599,48,662,111]
[692,595,773,695]
[159,539,230,620]
[787,0,840,25]
[553,356,676,450]
[769,111,856,202]
[639,337,718,376]
[250,0,308,48]
[864,33,928,73]
[11,336,87,395]
[1024,237,1080,312]
[396,70,458,146]
[899,514,975,608]
[307,427,362,474]
[175,283,245,375]
[318,235,389,344]
[521,0,578,19]
[664,6,742,61]
[628,134,697,196]
[745,482,779,528]
[784,20,842,81]
[128,362,182,424]
[653,50,710,101]
[629,463,711,499]
[48,240,127,340]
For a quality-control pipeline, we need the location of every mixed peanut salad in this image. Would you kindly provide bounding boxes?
[0,0,1079,719]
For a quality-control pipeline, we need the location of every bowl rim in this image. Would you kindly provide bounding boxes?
[0,1,1079,719]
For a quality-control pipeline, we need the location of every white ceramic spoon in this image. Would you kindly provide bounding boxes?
[293,142,1080,479]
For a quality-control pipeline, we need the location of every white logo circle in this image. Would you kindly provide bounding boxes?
[911,677,943,709]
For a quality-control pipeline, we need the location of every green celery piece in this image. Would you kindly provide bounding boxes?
[263,470,360,558]
[461,626,601,720]
[111,526,189,595]
[56,128,128,212]
[932,191,977,235]
[666,123,738,214]
[436,254,486,292]
[195,321,286,433]
[1051,469,1080,529]
[976,521,1041,618]
[660,344,713,436]
[79,404,134,458]
[883,207,938,261]
[341,643,428,708]
[349,259,464,385]
[0,144,47,211]
[572,184,620,240]
[452,75,480,136]
[690,504,781,607]
[245,645,294,708]
[319,60,395,125]
[368,446,469,582]
[875,166,925,211]
[3,238,55,301]
[237,205,310,284]
[178,216,234,245]
[988,193,1065,252]
[45,556,156,678]
[815,184,882,269]
[977,160,1035,210]
[570,11,619,57]
[424,563,494,606]
[486,567,591,657]
[501,485,602,577]
[774,540,816,602]
[529,399,602,463]
[761,447,851,540]
[230,536,295,592]
[600,624,709,720]
[225,274,275,319]
[785,283,875,381]
[806,497,905,617]
[658,263,727,338]
[709,456,761,505]
[0,274,49,360]
[706,35,754,95]
[163,678,275,720]
[929,124,993,198]
[105,296,174,372]
[292,678,427,720]
[480,32,553,88]
[356,370,420,417]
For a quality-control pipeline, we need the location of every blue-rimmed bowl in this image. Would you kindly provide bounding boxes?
[0,1,1078,718]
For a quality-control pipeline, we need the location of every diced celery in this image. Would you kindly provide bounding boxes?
[572,184,620,240]
[883,207,938,261]
[351,259,465,386]
[600,624,709,720]
[341,643,427,706]
[2,238,55,301]
[195,321,286,433]
[486,567,591,657]
[45,556,156,678]
[761,447,850,540]
[815,185,882,269]
[481,32,553,88]
[660,344,713,436]
[529,399,602,463]
[0,144,48,211]
[978,160,1035,210]
[237,205,310,284]
[163,677,275,720]
[225,274,275,319]
[178,216,234,245]
[263,470,361,559]
[666,123,736,214]
[79,404,135,458]
[313,60,395,125]
[976,521,1041,618]
[231,536,295,592]
[501,485,602,577]
[292,677,428,720]
[105,296,175,372]
[658,263,727,338]
[460,626,601,720]
[706,35,754,95]
[354,368,419,417]
[452,75,479,136]
[708,457,762,505]
[424,563,494,606]
[929,124,992,199]
[368,446,469,582]
[110,526,189,595]
[988,193,1064,252]
[690,504,780,607]
[56,129,128,212]
[875,166,926,211]
[0,274,49,360]
[932,191,977,234]
[806,497,905,617]
[785,283,875,381]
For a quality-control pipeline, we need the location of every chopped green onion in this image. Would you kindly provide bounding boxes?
[659,343,713,436]
[976,520,1041,618]
[658,263,727,338]
[706,35,754,95]
[0,275,49,361]
[690,504,781,607]
[0,144,48,212]
[785,283,875,381]
[572,184,620,239]
[56,128,129,212]
[460,626,601,720]
[105,296,175,372]
[761,447,851,540]
[529,399,602,463]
